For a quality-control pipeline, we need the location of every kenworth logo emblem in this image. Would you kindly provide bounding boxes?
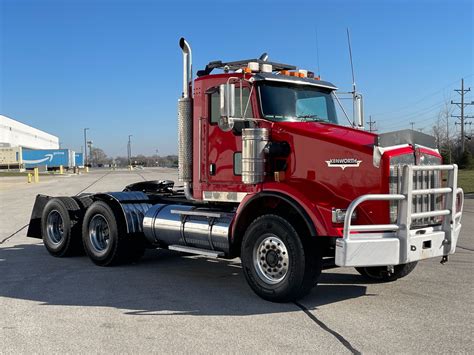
[325,158,362,170]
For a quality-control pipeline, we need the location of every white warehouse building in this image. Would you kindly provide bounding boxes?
[0,114,59,149]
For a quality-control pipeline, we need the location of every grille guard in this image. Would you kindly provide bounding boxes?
[335,164,464,267]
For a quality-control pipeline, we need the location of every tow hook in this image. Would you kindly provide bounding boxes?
[440,255,448,265]
[387,265,394,275]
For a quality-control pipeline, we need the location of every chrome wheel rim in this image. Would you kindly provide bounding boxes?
[89,214,110,254]
[46,210,64,244]
[253,234,289,285]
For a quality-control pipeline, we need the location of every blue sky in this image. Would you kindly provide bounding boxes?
[1,0,473,157]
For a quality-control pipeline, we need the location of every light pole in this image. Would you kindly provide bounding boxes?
[87,140,93,167]
[128,135,133,166]
[83,128,90,166]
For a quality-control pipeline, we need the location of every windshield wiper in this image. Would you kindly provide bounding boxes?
[296,114,325,122]
[265,114,292,121]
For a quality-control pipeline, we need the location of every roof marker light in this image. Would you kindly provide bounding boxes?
[260,63,272,73]
[247,62,259,71]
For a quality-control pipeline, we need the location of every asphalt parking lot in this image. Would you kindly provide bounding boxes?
[1,168,473,354]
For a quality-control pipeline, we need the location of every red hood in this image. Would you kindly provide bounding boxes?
[272,121,377,154]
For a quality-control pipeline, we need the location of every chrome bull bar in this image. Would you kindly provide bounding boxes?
[336,164,464,267]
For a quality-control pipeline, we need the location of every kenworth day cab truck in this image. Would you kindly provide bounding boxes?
[27,38,464,302]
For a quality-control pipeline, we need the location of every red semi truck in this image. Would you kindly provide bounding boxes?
[27,38,464,302]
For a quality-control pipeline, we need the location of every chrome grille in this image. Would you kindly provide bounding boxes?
[389,153,443,227]
[412,169,442,226]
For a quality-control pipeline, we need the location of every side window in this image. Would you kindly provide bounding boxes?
[209,87,253,124]
[235,87,254,118]
[210,91,220,124]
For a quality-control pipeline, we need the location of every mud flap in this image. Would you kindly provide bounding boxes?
[26,195,52,239]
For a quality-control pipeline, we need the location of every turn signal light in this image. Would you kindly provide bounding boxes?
[332,208,357,223]
[274,171,286,182]
[298,70,307,78]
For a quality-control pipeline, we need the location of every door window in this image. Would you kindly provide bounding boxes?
[210,87,253,124]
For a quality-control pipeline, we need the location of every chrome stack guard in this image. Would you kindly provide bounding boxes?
[335,164,464,267]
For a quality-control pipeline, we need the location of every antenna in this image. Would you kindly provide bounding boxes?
[346,28,364,129]
[315,27,321,77]
[346,28,356,95]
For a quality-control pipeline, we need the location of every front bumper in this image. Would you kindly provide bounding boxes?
[335,164,464,267]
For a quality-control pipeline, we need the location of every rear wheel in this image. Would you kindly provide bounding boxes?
[41,197,83,257]
[82,201,144,266]
[241,215,321,302]
[355,262,418,282]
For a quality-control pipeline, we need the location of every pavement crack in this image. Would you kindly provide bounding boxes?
[135,172,147,181]
[75,171,111,195]
[0,224,29,244]
[457,246,474,252]
[293,301,361,355]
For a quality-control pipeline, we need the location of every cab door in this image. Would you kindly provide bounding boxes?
[206,86,254,184]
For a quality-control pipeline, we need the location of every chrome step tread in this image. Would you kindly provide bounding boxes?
[170,209,221,218]
[168,245,224,258]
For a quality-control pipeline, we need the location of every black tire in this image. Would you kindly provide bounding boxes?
[355,262,418,282]
[41,197,83,257]
[241,214,322,302]
[82,201,144,266]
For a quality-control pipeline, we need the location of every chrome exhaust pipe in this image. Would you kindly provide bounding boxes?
[179,37,192,98]
[178,37,194,200]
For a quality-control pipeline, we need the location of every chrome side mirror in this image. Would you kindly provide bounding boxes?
[354,93,364,129]
[219,83,235,132]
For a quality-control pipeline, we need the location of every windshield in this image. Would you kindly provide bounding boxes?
[259,83,338,124]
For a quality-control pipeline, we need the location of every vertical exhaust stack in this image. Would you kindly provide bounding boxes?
[178,38,194,200]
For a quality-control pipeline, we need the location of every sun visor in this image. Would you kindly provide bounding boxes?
[376,129,437,149]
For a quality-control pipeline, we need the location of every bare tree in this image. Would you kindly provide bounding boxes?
[90,147,110,166]
[432,98,455,163]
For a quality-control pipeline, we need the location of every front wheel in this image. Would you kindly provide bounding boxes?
[355,262,418,282]
[241,215,321,302]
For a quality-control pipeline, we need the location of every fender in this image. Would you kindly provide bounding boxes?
[264,182,331,235]
[91,191,152,234]
[232,185,330,241]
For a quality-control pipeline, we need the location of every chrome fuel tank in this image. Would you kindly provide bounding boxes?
[142,204,234,253]
[242,128,269,184]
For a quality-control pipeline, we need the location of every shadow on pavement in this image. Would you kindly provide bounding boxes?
[0,243,369,316]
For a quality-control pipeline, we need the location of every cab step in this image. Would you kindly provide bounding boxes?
[168,245,224,258]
